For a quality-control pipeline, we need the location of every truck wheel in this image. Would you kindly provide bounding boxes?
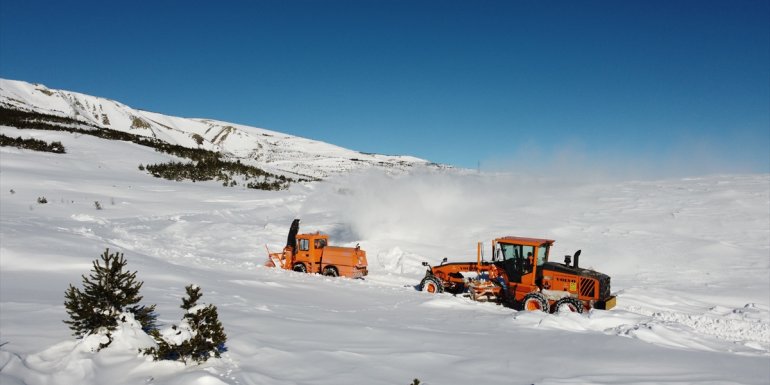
[292,263,307,273]
[420,276,443,294]
[554,297,584,314]
[322,266,339,277]
[522,292,549,312]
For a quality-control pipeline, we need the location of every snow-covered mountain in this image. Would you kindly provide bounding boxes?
[0,78,437,179]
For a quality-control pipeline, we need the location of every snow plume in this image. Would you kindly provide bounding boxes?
[301,169,770,288]
[298,168,592,272]
[303,170,477,244]
[305,168,603,239]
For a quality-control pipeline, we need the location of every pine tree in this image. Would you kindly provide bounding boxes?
[181,285,227,362]
[144,284,227,363]
[63,248,157,349]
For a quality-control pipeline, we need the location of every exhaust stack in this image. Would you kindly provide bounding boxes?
[573,249,581,269]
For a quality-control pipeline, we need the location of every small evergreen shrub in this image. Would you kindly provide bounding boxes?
[0,133,65,153]
[64,248,157,350]
[94,201,102,210]
[143,159,295,190]
[144,285,227,363]
[37,197,47,204]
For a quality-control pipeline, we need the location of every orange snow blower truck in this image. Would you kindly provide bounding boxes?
[267,219,368,278]
[418,237,615,313]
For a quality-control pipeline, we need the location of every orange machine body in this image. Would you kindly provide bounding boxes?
[420,237,615,313]
[268,220,368,279]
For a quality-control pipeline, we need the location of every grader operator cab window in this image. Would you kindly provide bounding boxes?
[498,243,535,280]
[500,244,535,274]
[299,239,309,251]
[537,244,549,266]
[314,239,327,249]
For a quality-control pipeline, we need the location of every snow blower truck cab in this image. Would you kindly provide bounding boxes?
[419,237,616,313]
[267,219,368,278]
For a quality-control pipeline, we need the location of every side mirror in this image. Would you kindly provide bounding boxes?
[564,255,571,266]
[422,262,429,267]
[441,257,448,265]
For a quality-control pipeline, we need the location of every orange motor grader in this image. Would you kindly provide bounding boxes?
[418,237,615,313]
[267,219,368,278]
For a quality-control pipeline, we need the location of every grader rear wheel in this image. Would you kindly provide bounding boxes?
[521,292,549,312]
[554,297,584,314]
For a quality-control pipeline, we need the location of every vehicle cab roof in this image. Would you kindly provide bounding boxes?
[298,232,328,238]
[495,236,555,247]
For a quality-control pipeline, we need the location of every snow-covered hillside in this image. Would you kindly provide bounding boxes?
[0,78,435,179]
[1,119,768,384]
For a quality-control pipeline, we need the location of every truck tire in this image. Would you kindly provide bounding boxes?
[521,292,549,312]
[554,297,584,314]
[292,263,307,273]
[322,266,339,277]
[419,276,443,294]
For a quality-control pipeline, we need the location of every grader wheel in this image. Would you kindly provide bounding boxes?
[419,276,444,294]
[521,292,549,312]
[554,297,584,314]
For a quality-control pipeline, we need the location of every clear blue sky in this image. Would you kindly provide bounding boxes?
[1,0,768,175]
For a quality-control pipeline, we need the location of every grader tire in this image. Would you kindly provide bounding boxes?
[521,292,549,313]
[292,263,307,273]
[419,276,444,294]
[554,297,584,314]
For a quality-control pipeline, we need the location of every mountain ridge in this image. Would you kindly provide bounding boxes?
[0,78,440,179]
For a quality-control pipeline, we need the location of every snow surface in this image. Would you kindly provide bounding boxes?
[2,93,770,384]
